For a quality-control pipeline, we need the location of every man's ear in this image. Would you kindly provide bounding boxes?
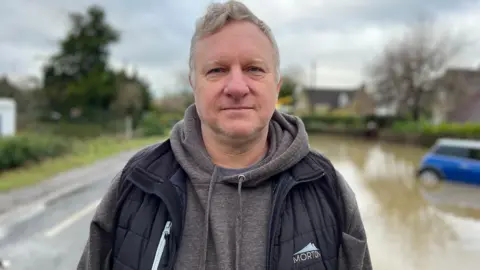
[276,76,283,95]
[189,72,195,91]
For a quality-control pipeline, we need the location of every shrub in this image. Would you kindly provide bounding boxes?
[159,113,183,128]
[390,121,425,133]
[24,121,123,138]
[391,121,480,138]
[0,135,72,170]
[301,114,365,130]
[138,112,168,137]
[302,114,364,125]
[422,123,480,138]
[364,115,407,129]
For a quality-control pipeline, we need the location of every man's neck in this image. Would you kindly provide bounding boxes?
[202,126,268,169]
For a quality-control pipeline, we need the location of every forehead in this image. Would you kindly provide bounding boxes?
[194,21,275,65]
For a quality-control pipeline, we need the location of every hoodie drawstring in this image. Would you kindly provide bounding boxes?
[198,167,218,270]
[235,174,245,270]
[198,171,245,270]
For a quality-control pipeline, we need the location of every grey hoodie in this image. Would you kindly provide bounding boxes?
[169,105,311,270]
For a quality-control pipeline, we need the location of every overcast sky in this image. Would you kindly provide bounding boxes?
[1,0,479,97]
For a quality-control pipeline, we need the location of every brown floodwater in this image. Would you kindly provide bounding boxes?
[309,134,480,270]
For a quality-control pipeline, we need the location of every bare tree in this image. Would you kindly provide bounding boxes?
[366,18,468,121]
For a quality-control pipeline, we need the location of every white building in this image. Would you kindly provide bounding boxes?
[0,98,16,137]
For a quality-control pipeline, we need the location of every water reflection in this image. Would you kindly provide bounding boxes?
[309,135,480,270]
[421,182,480,217]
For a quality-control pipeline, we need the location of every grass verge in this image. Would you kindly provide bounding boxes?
[0,135,164,192]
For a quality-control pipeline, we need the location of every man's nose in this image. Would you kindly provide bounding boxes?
[224,67,249,98]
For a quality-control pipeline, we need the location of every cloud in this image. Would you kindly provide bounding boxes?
[1,0,479,96]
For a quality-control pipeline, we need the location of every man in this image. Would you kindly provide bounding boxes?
[78,1,372,270]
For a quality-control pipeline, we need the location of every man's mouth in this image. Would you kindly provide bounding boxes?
[222,107,253,110]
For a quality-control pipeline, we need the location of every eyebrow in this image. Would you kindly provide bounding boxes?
[249,58,267,65]
[205,58,267,66]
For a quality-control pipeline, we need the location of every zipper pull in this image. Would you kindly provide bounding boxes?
[151,221,172,270]
[164,221,172,235]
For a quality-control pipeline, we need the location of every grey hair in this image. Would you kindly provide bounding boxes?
[188,0,281,83]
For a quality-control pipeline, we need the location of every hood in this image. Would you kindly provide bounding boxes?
[170,104,311,186]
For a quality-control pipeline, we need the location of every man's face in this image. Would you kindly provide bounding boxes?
[191,21,281,140]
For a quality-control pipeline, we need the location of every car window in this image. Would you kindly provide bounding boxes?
[470,149,480,161]
[433,145,470,158]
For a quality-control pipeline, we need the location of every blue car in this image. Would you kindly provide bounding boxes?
[417,138,480,187]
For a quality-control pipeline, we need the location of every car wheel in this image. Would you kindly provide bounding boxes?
[418,169,442,189]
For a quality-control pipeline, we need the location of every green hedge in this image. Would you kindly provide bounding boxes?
[302,114,480,146]
[300,115,365,131]
[302,113,480,137]
[423,123,480,137]
[377,121,480,147]
[391,121,480,138]
[301,114,409,129]
[364,115,407,128]
[23,121,124,138]
[0,135,72,170]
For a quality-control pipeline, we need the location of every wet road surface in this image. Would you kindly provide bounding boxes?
[1,135,479,269]
[0,173,113,270]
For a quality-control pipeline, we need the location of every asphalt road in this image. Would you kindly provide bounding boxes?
[0,173,114,270]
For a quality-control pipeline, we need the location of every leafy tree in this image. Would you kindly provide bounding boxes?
[41,5,120,117]
[279,75,296,99]
[279,66,304,105]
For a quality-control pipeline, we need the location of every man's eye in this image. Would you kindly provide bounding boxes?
[207,68,225,74]
[248,66,264,73]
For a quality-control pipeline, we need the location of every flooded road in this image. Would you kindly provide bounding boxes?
[310,135,480,270]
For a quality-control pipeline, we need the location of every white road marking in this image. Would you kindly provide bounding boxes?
[43,199,100,238]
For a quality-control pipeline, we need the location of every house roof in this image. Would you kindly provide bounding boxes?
[302,87,358,108]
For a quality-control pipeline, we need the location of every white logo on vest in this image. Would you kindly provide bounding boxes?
[293,242,321,264]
